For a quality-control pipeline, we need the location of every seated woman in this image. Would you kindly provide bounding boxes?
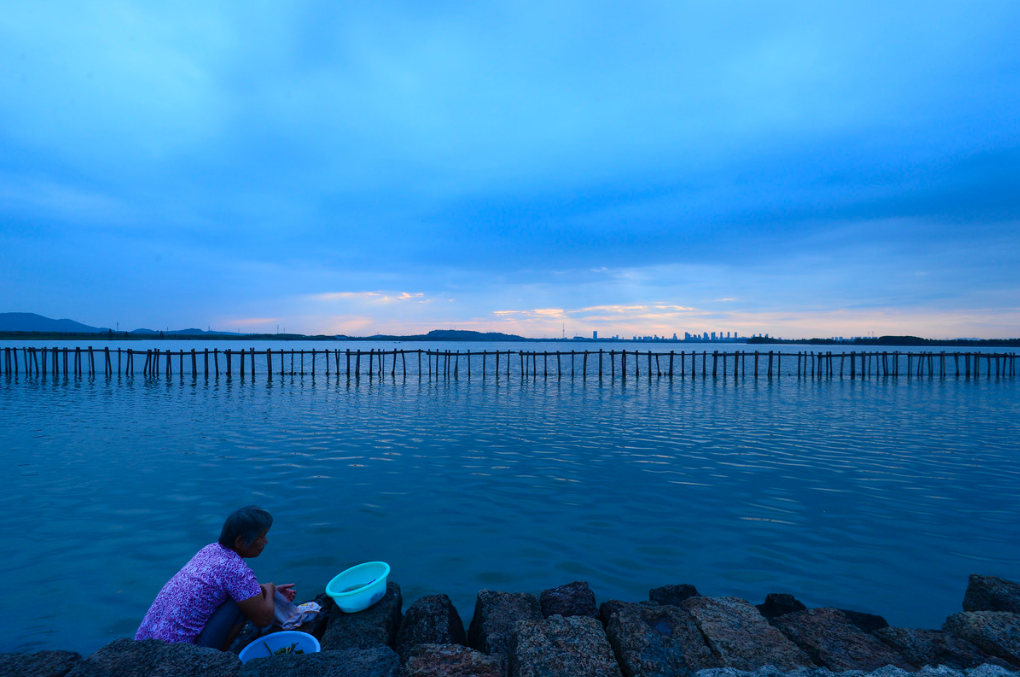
[135,505,297,650]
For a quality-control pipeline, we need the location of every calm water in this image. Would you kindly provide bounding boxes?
[2,340,1019,656]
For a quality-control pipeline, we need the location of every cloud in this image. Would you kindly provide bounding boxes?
[307,291,429,305]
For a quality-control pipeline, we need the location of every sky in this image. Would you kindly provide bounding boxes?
[2,1,1019,339]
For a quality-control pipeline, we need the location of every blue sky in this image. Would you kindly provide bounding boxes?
[2,1,1018,338]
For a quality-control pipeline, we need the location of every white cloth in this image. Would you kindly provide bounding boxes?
[272,591,321,630]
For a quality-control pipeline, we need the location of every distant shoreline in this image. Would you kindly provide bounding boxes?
[0,330,1018,347]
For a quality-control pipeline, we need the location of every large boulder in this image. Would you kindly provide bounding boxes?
[400,644,502,677]
[467,590,542,660]
[838,608,890,633]
[964,576,1020,614]
[771,608,910,671]
[65,638,240,677]
[680,596,813,671]
[507,614,622,677]
[395,595,467,657]
[238,646,398,677]
[0,650,81,677]
[320,582,403,651]
[755,594,807,621]
[541,582,599,620]
[601,599,719,677]
[943,611,1020,667]
[875,627,1012,670]
[648,585,700,607]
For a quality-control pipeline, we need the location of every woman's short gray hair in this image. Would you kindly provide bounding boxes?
[219,506,273,548]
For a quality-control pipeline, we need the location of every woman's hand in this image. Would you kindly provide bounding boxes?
[277,583,297,602]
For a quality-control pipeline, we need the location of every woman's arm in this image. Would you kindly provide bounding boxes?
[236,582,277,627]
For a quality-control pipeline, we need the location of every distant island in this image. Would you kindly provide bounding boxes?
[1,312,1017,346]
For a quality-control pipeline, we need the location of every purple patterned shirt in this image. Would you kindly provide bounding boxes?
[135,543,262,644]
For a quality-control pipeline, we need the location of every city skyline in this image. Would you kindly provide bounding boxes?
[2,3,1019,339]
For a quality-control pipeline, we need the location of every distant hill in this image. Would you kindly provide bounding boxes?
[0,313,236,336]
[0,312,109,333]
[366,329,527,341]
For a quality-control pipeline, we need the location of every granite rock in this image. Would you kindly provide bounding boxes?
[838,609,890,633]
[65,638,240,677]
[649,585,701,607]
[399,643,502,677]
[874,627,1011,670]
[964,576,1020,615]
[965,664,1020,677]
[771,608,910,671]
[239,647,399,677]
[467,590,543,659]
[756,594,807,621]
[943,611,1020,667]
[395,595,467,657]
[508,614,622,677]
[541,581,599,620]
[602,599,720,677]
[320,582,403,651]
[681,596,813,671]
[0,650,82,677]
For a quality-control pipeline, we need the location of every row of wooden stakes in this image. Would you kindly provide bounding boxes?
[1,346,1017,380]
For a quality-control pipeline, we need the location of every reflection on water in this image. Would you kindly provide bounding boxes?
[2,367,1019,655]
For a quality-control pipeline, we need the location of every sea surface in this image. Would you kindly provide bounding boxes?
[2,340,1019,656]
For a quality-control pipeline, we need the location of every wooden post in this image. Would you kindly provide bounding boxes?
[702,351,707,378]
[753,351,759,379]
[392,349,397,378]
[621,350,627,379]
[610,351,616,378]
[668,350,674,378]
[226,349,232,377]
[214,349,220,376]
[347,350,352,377]
[355,350,361,378]
[598,349,603,379]
[713,351,718,377]
[768,350,773,378]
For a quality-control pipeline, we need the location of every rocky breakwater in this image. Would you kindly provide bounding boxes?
[3,574,1019,677]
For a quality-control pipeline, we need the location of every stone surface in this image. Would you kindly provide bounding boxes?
[0,650,82,677]
[541,581,599,620]
[649,585,701,607]
[395,595,467,657]
[681,596,813,671]
[838,609,890,633]
[238,646,398,677]
[964,576,1020,615]
[771,608,910,671]
[508,614,623,677]
[874,627,1011,670]
[400,643,502,677]
[320,582,403,651]
[943,611,1020,667]
[755,594,807,621]
[602,599,720,677]
[65,638,240,677]
[467,590,543,659]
